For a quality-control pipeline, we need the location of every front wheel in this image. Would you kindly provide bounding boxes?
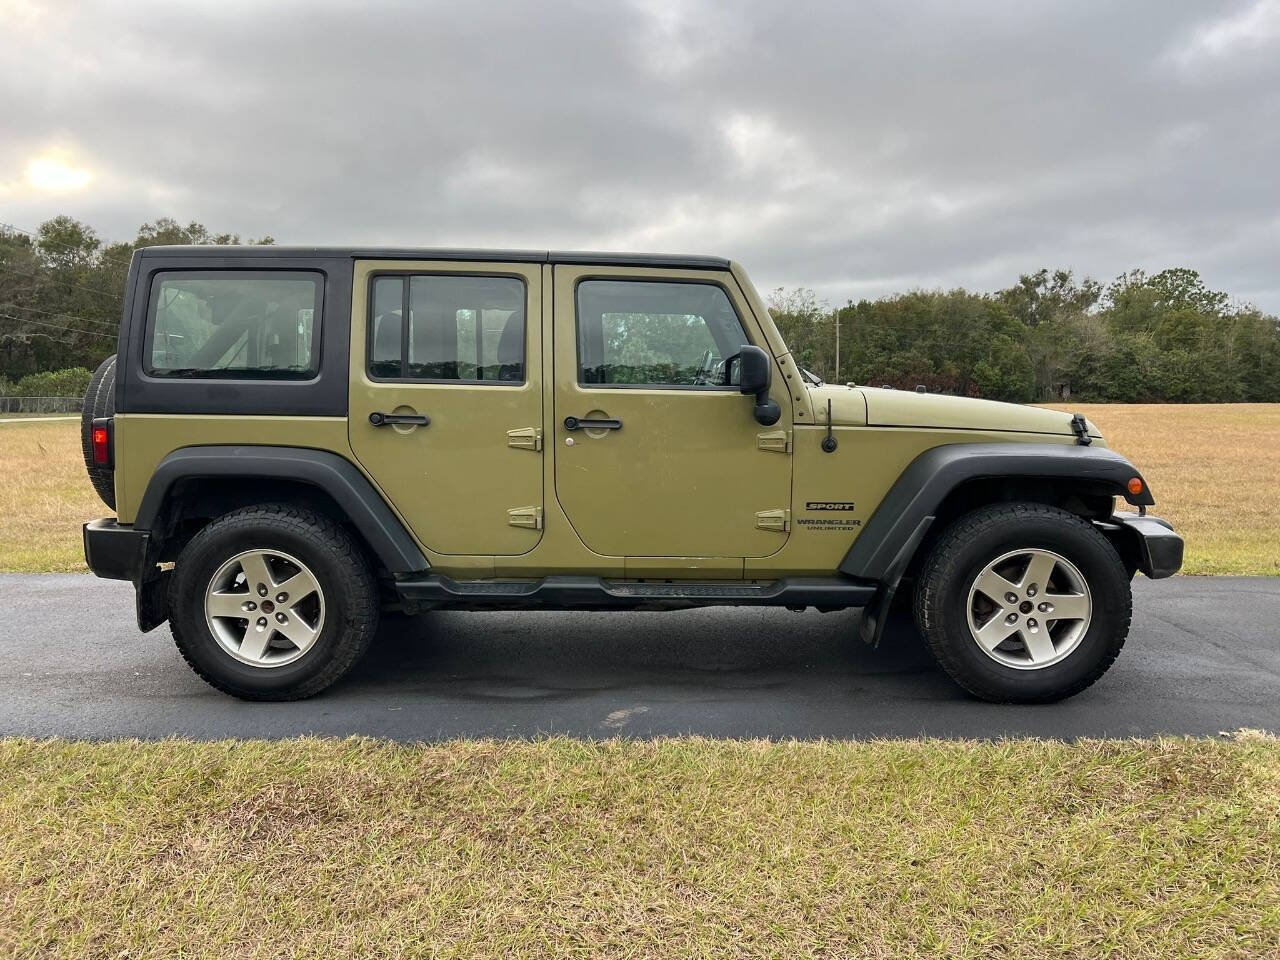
[168,505,379,700]
[915,502,1132,703]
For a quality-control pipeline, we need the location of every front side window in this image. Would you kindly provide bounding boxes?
[369,274,525,383]
[146,272,321,378]
[576,279,748,387]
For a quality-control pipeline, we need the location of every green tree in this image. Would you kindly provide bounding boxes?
[2,215,270,381]
[998,269,1100,399]
[767,288,835,379]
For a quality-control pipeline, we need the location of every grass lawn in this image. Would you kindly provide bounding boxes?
[1,405,1277,574]
[2,735,1278,959]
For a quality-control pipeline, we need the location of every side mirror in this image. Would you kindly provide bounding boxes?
[732,345,781,426]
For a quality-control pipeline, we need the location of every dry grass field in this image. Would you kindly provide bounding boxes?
[0,405,1276,574]
[0,419,104,572]
[1045,403,1280,576]
[2,735,1278,959]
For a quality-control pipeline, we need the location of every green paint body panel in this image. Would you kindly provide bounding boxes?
[860,386,1101,438]
[346,260,546,558]
[114,415,355,526]
[111,254,1129,583]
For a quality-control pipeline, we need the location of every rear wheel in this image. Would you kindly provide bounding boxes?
[915,502,1131,703]
[168,505,378,700]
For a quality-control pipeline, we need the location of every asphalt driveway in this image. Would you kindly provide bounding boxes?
[0,574,1276,740]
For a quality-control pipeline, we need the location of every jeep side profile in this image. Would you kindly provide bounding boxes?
[81,246,1183,702]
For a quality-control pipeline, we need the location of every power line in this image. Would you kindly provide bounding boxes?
[0,221,134,270]
[0,264,122,300]
[0,313,117,340]
[0,312,117,343]
[0,313,77,344]
[0,311,117,339]
[0,301,118,329]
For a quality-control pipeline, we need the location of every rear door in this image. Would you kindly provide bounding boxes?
[349,260,544,556]
[552,265,793,560]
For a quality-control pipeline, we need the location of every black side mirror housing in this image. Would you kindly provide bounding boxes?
[734,345,781,426]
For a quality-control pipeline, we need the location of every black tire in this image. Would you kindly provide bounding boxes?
[914,502,1131,703]
[168,505,379,701]
[80,354,117,510]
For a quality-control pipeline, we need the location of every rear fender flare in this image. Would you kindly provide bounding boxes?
[134,445,428,575]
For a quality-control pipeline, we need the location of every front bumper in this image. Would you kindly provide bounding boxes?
[83,519,151,581]
[1101,512,1184,579]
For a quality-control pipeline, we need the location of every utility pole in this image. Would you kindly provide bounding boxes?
[834,308,840,383]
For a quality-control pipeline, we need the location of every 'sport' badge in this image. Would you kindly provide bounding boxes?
[805,501,856,511]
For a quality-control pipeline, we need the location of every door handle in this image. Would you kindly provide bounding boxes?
[563,416,622,431]
[369,411,431,427]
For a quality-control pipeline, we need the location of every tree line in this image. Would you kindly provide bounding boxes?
[769,268,1280,403]
[3,215,1278,403]
[0,216,272,390]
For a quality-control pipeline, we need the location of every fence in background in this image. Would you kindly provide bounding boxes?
[0,396,83,415]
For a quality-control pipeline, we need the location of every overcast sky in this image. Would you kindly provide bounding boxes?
[2,0,1278,311]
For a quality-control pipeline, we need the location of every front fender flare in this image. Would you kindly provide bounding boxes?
[840,442,1153,581]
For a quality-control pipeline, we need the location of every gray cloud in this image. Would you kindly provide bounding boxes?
[3,0,1278,310]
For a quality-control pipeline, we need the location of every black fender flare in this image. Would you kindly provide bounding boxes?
[134,445,429,574]
[840,442,1153,582]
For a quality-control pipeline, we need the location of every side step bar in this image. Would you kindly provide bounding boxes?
[394,574,877,612]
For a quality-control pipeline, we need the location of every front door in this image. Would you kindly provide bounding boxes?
[349,260,543,556]
[552,265,792,560]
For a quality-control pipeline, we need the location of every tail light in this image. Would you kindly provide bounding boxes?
[91,418,113,467]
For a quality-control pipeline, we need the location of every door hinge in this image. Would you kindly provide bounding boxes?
[507,427,543,451]
[757,429,792,454]
[755,508,791,532]
[508,505,544,530]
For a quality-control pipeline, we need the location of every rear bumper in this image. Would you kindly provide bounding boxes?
[1103,512,1184,579]
[84,519,169,632]
[83,519,151,581]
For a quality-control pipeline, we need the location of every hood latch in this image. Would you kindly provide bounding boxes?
[1070,413,1092,446]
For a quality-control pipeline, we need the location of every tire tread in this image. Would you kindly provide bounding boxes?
[80,354,117,510]
[915,502,1131,703]
[168,504,377,701]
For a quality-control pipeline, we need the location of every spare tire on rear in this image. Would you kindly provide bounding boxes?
[81,354,117,510]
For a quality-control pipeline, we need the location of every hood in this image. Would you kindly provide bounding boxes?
[806,383,869,425]
[813,384,1101,440]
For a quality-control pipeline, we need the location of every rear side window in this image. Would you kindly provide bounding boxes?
[145,271,321,379]
[368,274,525,383]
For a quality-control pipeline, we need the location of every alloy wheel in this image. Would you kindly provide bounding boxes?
[965,548,1092,670]
[203,549,325,668]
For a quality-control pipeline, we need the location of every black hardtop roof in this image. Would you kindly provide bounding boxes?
[135,246,731,270]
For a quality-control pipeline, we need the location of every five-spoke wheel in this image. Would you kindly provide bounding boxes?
[915,502,1131,703]
[966,548,1092,670]
[169,505,378,700]
[204,549,325,668]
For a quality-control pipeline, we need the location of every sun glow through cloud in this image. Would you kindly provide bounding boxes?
[25,153,94,192]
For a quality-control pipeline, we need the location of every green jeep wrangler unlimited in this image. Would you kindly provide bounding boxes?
[81,246,1183,703]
